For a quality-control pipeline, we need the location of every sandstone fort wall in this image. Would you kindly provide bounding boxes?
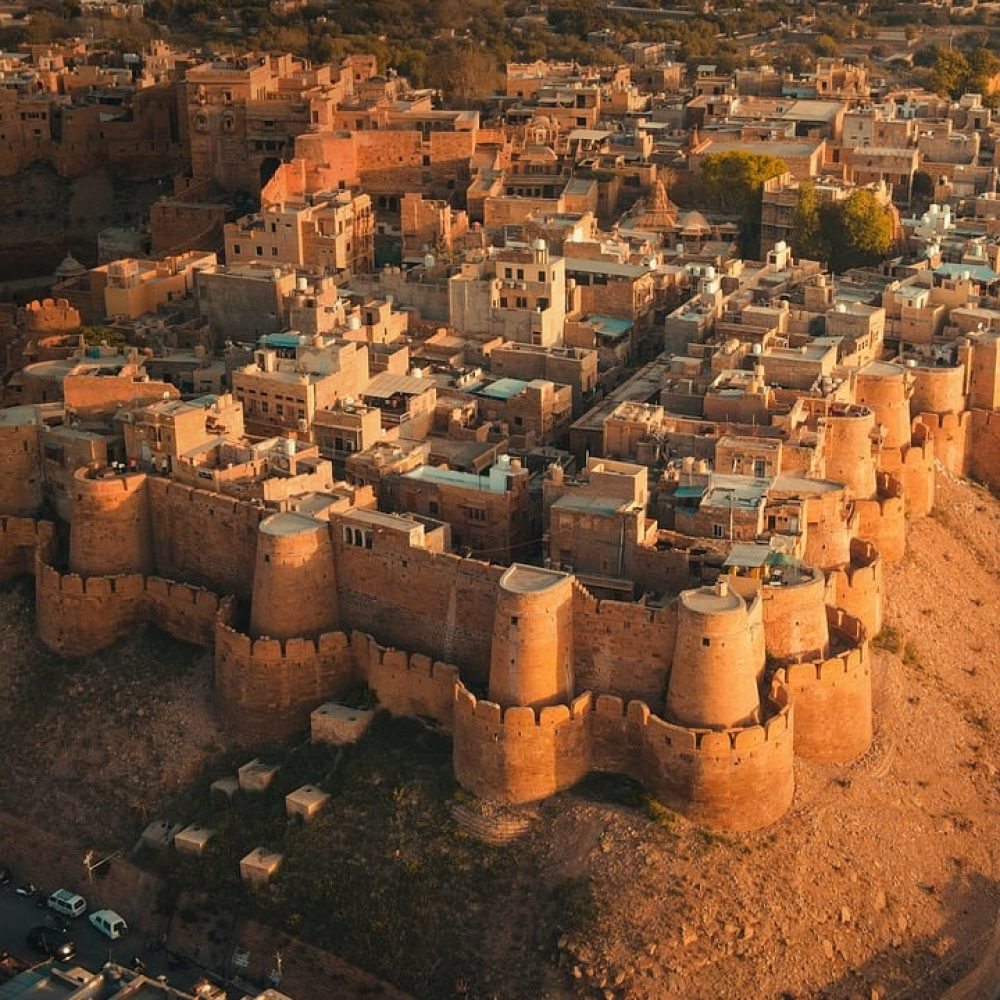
[914,411,971,477]
[147,477,264,600]
[213,605,355,739]
[35,558,221,657]
[825,538,882,638]
[452,687,593,804]
[571,580,677,705]
[854,473,906,562]
[589,694,796,832]
[354,631,462,729]
[0,516,54,582]
[969,408,1000,491]
[69,469,154,577]
[334,537,503,684]
[0,421,43,515]
[773,607,872,763]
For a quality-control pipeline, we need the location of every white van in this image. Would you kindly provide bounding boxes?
[89,909,128,940]
[46,889,87,919]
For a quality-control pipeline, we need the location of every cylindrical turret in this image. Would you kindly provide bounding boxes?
[488,564,574,709]
[909,363,966,418]
[856,363,912,451]
[68,467,152,576]
[249,513,339,640]
[820,406,877,499]
[666,580,763,730]
[759,562,830,664]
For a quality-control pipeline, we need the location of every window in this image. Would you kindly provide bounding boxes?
[712,524,724,538]
[233,245,241,254]
[429,500,439,517]
[702,637,711,647]
[467,507,487,522]
[256,246,263,256]
[516,268,524,280]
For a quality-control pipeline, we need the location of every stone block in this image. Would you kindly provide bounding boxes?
[140,820,183,852]
[285,784,330,822]
[310,703,375,746]
[174,824,215,855]
[238,759,280,792]
[240,847,283,886]
[210,776,240,800]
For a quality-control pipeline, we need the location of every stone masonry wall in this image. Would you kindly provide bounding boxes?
[0,516,54,582]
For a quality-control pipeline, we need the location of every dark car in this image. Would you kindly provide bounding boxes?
[0,865,12,887]
[26,926,76,962]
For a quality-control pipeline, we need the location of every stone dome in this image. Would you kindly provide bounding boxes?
[54,252,86,279]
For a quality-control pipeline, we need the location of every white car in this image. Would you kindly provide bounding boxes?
[47,889,87,919]
[89,909,128,940]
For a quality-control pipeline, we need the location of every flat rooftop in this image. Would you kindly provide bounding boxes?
[404,464,508,494]
[500,563,569,594]
[476,377,529,400]
[260,511,324,536]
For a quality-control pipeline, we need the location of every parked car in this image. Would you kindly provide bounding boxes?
[26,925,76,961]
[0,865,12,888]
[89,909,128,940]
[46,889,87,919]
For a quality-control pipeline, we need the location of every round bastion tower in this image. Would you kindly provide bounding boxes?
[855,362,913,452]
[249,512,339,641]
[488,564,574,709]
[819,405,878,499]
[666,580,763,730]
[68,466,153,577]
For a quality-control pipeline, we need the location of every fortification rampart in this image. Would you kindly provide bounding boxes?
[146,477,264,600]
[909,365,966,419]
[590,694,796,832]
[69,468,153,577]
[571,580,677,705]
[213,601,355,739]
[825,538,882,638]
[0,419,43,516]
[969,408,1000,492]
[773,607,871,763]
[819,408,877,499]
[0,516,54,582]
[856,367,912,451]
[453,688,594,804]
[354,630,461,729]
[914,411,971,477]
[334,537,504,684]
[35,558,222,658]
[731,567,830,665]
[878,437,935,518]
[853,472,906,563]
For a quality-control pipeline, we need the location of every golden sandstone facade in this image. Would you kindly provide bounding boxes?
[0,377,913,832]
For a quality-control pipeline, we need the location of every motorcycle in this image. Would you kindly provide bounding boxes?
[15,883,37,898]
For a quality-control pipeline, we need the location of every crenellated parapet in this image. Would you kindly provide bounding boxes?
[213,601,355,739]
[824,538,882,638]
[772,606,871,765]
[913,411,971,478]
[453,686,593,805]
[590,692,795,832]
[853,472,906,563]
[36,556,222,658]
[353,630,461,729]
[0,516,55,582]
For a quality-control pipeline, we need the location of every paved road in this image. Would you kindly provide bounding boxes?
[0,884,202,989]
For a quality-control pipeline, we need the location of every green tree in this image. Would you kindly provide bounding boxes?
[700,150,787,258]
[837,190,894,265]
[812,34,838,58]
[790,181,823,260]
[929,47,970,99]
